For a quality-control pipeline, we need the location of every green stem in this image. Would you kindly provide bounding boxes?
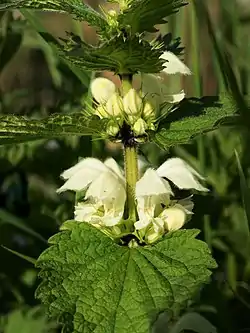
[124,145,138,220]
[120,74,133,96]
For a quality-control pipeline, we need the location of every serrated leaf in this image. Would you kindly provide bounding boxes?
[48,33,164,74]
[0,113,105,145]
[0,0,109,35]
[36,222,216,333]
[118,0,187,34]
[153,94,238,150]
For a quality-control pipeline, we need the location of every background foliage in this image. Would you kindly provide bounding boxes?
[1,0,250,332]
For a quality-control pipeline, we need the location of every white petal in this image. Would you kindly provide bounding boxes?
[178,196,194,214]
[104,158,124,179]
[90,77,116,104]
[135,172,172,231]
[101,209,123,227]
[134,217,151,230]
[156,158,208,192]
[136,196,156,220]
[160,51,191,75]
[133,118,147,135]
[140,73,162,106]
[60,158,107,180]
[123,88,143,116]
[164,90,185,104]
[85,171,126,204]
[160,205,187,231]
[141,221,163,244]
[105,93,123,116]
[74,202,100,223]
[136,168,173,198]
[57,158,109,193]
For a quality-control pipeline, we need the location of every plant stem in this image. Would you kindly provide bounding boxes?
[120,74,133,96]
[121,74,138,220]
[124,145,138,220]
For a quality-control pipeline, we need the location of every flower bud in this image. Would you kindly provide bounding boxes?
[91,77,116,104]
[106,120,120,136]
[123,88,143,120]
[160,205,187,231]
[106,93,123,117]
[144,223,164,244]
[142,101,155,122]
[95,105,108,118]
[133,118,147,136]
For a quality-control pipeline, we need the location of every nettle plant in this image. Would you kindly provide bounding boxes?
[0,0,239,332]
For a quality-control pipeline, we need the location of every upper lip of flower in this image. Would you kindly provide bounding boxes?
[58,157,207,230]
[57,157,125,194]
[159,51,192,76]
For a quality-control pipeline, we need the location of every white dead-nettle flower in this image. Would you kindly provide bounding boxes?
[57,158,126,227]
[90,77,150,135]
[135,158,208,243]
[57,156,207,242]
[90,52,190,137]
[136,51,191,122]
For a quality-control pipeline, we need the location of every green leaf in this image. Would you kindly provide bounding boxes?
[36,222,216,333]
[153,94,239,150]
[49,33,163,74]
[0,113,105,145]
[0,0,109,35]
[118,0,187,34]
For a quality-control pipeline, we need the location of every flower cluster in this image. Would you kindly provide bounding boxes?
[57,157,207,244]
[90,51,191,138]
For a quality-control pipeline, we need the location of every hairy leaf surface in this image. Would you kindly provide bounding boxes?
[0,114,104,145]
[36,222,216,333]
[118,0,187,34]
[0,0,108,34]
[153,94,238,150]
[49,34,164,74]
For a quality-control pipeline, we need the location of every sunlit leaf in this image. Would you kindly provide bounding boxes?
[153,94,238,150]
[36,222,216,333]
[46,33,164,74]
[118,0,187,34]
[0,113,105,145]
[0,0,109,35]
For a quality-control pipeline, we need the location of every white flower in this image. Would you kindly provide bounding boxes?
[159,204,187,231]
[156,158,208,192]
[57,157,126,227]
[90,78,157,132]
[91,77,123,119]
[90,77,116,104]
[135,157,208,236]
[58,155,207,243]
[123,88,143,119]
[160,51,191,75]
[134,51,191,121]
[132,118,148,136]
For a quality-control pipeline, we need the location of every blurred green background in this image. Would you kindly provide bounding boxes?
[1,0,250,332]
